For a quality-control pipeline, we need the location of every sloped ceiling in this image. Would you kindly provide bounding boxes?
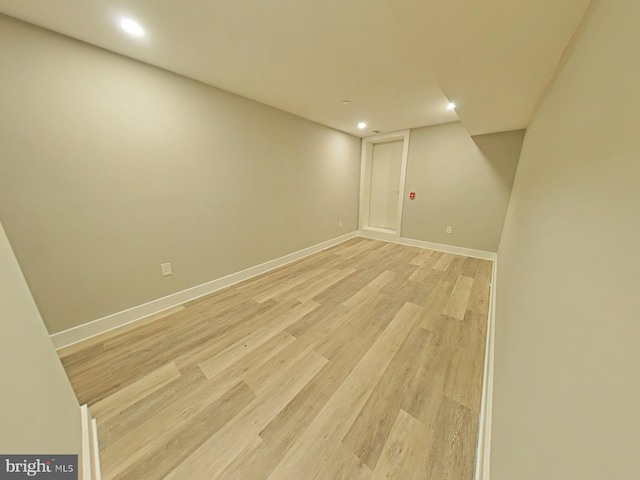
[0,0,590,136]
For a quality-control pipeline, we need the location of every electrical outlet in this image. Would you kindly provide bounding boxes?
[446,226,453,234]
[161,262,173,276]
[339,220,343,227]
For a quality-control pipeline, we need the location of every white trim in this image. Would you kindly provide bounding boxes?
[90,418,102,480]
[358,139,370,232]
[358,227,400,244]
[80,405,93,480]
[358,130,410,237]
[362,226,396,235]
[80,405,102,480]
[51,232,358,349]
[474,257,498,480]
[358,231,497,261]
[395,130,411,238]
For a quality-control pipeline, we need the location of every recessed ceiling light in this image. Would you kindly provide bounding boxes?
[447,102,456,110]
[358,122,367,129]
[342,100,350,105]
[120,18,144,37]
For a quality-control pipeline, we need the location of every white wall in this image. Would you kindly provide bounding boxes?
[0,15,361,334]
[492,0,640,478]
[0,219,81,454]
[402,122,523,252]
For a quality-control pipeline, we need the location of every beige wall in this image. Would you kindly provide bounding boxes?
[492,1,640,478]
[0,219,81,453]
[0,15,361,334]
[401,122,523,252]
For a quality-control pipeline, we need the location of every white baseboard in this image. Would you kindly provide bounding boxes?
[361,226,397,236]
[51,232,358,350]
[474,258,497,480]
[357,228,399,243]
[358,230,497,261]
[80,405,101,480]
[90,418,102,480]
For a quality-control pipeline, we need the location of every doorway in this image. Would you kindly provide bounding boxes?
[369,140,403,229]
[359,130,410,238]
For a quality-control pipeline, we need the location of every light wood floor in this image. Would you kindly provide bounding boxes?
[59,238,492,480]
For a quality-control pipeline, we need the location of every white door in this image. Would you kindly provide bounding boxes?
[369,140,403,230]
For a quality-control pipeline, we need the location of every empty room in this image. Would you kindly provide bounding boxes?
[0,1,638,479]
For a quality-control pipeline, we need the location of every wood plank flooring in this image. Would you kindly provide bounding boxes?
[59,238,492,480]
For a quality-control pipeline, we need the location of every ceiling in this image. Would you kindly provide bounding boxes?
[0,0,590,137]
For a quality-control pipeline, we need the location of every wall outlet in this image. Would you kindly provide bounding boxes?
[446,226,453,234]
[339,220,343,227]
[161,262,173,276]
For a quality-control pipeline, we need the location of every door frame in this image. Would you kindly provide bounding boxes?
[359,130,410,239]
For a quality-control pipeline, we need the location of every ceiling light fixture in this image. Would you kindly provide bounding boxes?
[342,100,350,105]
[447,102,456,110]
[358,122,367,129]
[120,18,144,37]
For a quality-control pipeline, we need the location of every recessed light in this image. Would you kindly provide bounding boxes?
[342,100,350,105]
[120,18,144,37]
[447,102,456,110]
[358,122,367,129]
